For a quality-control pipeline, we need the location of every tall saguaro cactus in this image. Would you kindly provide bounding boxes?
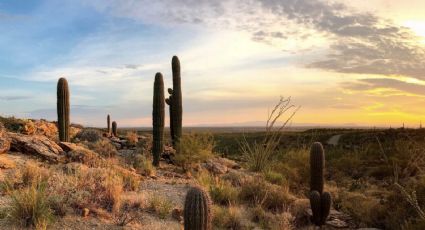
[112,121,117,137]
[171,56,182,146]
[107,114,111,134]
[309,142,331,226]
[184,186,212,230]
[57,78,70,142]
[165,88,174,145]
[152,73,165,167]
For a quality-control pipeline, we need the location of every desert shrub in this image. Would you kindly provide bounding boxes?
[195,169,215,188]
[8,183,53,228]
[264,170,287,186]
[239,177,294,212]
[48,195,67,217]
[174,133,214,171]
[113,202,138,226]
[239,97,298,172]
[222,171,244,187]
[88,139,117,158]
[0,116,26,132]
[118,170,140,192]
[66,147,102,167]
[126,131,138,146]
[74,129,102,142]
[209,179,239,206]
[127,154,155,176]
[148,194,174,219]
[274,148,309,190]
[21,162,49,187]
[213,205,244,230]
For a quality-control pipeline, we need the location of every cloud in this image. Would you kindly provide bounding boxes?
[342,78,425,96]
[81,0,425,79]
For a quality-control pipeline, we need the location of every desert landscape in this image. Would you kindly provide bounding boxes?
[2,1,425,230]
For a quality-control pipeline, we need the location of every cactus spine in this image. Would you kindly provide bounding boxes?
[57,78,70,142]
[184,186,212,230]
[112,121,117,137]
[171,56,182,147]
[309,142,331,226]
[152,73,165,167]
[107,114,111,134]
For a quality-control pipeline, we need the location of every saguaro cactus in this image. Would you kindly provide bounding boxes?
[152,73,165,167]
[184,186,212,230]
[165,88,175,145]
[112,121,117,137]
[107,114,111,134]
[309,142,331,226]
[57,78,70,142]
[171,56,182,146]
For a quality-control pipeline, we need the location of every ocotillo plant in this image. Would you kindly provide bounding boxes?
[152,73,165,167]
[107,114,111,134]
[112,121,117,137]
[57,77,70,142]
[184,186,212,230]
[165,88,175,145]
[171,56,182,146]
[309,142,331,226]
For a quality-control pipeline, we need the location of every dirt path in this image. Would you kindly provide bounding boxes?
[327,134,342,146]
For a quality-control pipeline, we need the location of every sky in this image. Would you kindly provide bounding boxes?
[1,0,425,127]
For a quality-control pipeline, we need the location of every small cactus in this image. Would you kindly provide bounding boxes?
[171,56,182,146]
[152,73,165,167]
[112,121,117,137]
[107,114,111,134]
[309,142,331,226]
[184,186,212,230]
[57,77,70,142]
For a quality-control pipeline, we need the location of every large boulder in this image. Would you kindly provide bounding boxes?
[8,132,64,162]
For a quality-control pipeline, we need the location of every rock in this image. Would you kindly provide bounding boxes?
[0,124,10,154]
[201,159,228,174]
[8,132,63,162]
[82,208,90,217]
[326,218,349,228]
[58,142,80,152]
[172,208,183,222]
[23,119,59,140]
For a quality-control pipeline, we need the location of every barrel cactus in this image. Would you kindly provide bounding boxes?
[171,56,182,146]
[184,186,212,230]
[152,73,165,167]
[309,142,331,226]
[112,121,117,137]
[107,114,111,134]
[57,77,70,142]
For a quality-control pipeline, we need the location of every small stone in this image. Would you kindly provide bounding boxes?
[82,208,90,218]
[172,208,183,222]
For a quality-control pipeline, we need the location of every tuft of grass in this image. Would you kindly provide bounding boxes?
[209,179,239,206]
[264,170,287,186]
[9,183,53,228]
[126,131,138,146]
[128,154,156,176]
[148,194,174,219]
[213,205,244,230]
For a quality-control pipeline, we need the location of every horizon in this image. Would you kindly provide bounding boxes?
[2,1,425,127]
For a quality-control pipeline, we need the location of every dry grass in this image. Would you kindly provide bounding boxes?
[209,179,239,206]
[213,205,244,230]
[88,139,118,158]
[148,194,174,219]
[126,131,139,146]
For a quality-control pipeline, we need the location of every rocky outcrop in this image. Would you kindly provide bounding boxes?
[0,124,10,154]
[8,132,64,162]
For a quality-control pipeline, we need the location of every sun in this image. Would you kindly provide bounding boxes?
[403,20,425,44]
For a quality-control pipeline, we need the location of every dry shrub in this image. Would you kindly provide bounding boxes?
[113,202,139,226]
[126,153,155,176]
[209,179,239,206]
[126,131,138,146]
[239,177,294,212]
[175,133,214,171]
[148,194,174,219]
[88,139,118,158]
[9,183,53,228]
[213,205,244,230]
[74,129,102,142]
[66,147,102,167]
[21,162,49,187]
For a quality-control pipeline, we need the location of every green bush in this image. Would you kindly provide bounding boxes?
[174,133,214,171]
